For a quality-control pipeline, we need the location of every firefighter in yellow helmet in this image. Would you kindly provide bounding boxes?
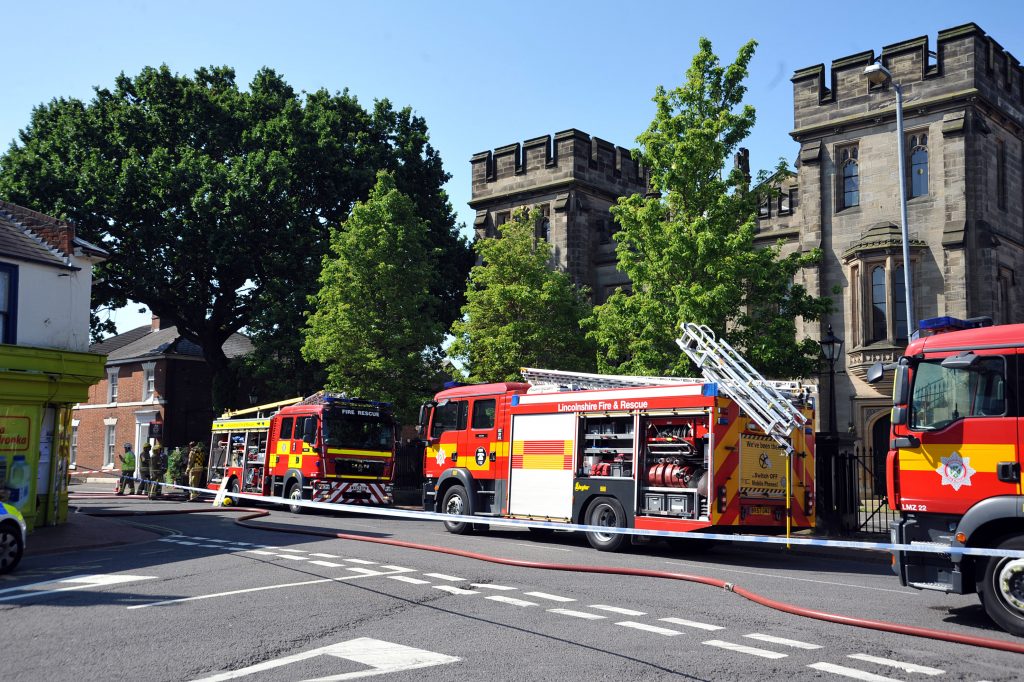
[187,441,206,502]
[148,444,166,500]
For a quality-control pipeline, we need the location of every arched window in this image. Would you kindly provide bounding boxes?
[839,146,859,210]
[870,265,886,342]
[908,133,928,198]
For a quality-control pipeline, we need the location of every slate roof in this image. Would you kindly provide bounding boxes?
[91,325,253,364]
[0,200,108,268]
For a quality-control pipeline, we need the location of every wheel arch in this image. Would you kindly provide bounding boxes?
[434,468,478,514]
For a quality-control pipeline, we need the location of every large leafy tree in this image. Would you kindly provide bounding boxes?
[585,39,829,379]
[302,172,442,421]
[0,65,471,409]
[448,208,596,382]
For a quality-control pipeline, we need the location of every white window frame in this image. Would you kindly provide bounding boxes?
[107,369,119,403]
[142,362,156,401]
[70,420,79,467]
[103,418,118,467]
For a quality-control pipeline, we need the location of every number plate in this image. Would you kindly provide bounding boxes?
[350,483,369,493]
[745,505,775,516]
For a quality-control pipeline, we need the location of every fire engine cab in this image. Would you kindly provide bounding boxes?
[870,316,1024,635]
[420,324,817,551]
[207,393,399,511]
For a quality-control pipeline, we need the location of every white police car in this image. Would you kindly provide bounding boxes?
[0,502,27,574]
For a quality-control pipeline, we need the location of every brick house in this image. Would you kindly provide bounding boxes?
[72,317,252,474]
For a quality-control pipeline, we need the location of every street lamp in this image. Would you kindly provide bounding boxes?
[864,62,915,335]
[819,324,844,436]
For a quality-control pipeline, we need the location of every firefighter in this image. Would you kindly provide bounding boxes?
[187,441,206,501]
[138,443,152,496]
[116,443,136,495]
[148,444,166,500]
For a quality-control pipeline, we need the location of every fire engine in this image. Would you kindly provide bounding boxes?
[207,392,399,511]
[869,316,1024,635]
[420,324,816,551]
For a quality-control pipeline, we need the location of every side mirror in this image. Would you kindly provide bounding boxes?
[941,351,981,370]
[892,406,908,426]
[866,362,885,384]
[302,417,317,445]
[893,364,910,405]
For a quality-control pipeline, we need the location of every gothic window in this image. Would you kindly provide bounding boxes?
[495,211,510,232]
[870,266,887,343]
[777,190,792,215]
[535,204,550,242]
[893,267,908,341]
[908,133,928,198]
[837,145,859,211]
[758,195,771,219]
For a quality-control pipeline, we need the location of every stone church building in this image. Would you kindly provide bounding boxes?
[470,23,1023,457]
[757,22,1024,455]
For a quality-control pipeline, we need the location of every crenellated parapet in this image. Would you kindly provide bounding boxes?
[470,129,646,206]
[791,23,1024,136]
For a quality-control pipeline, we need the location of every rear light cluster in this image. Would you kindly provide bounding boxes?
[716,485,727,513]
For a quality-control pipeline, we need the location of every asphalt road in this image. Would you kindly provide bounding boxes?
[3,492,1022,681]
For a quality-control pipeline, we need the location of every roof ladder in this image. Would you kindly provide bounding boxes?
[675,323,807,456]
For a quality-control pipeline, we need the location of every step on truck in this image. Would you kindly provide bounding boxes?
[419,324,817,551]
[869,316,1024,635]
[207,392,399,511]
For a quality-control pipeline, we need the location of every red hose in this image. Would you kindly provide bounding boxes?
[75,497,1024,654]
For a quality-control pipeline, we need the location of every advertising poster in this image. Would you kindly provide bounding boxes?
[0,404,39,526]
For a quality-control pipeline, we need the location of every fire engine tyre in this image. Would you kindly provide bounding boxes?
[286,482,304,515]
[585,498,626,552]
[979,535,1024,636]
[0,521,23,574]
[441,485,471,535]
[227,479,240,505]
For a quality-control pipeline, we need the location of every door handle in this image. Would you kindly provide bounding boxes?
[997,461,1020,484]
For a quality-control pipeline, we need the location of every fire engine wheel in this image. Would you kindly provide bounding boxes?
[441,485,471,535]
[226,479,240,506]
[979,535,1024,636]
[585,498,626,552]
[286,482,304,515]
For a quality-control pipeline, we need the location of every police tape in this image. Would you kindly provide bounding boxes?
[107,478,1024,561]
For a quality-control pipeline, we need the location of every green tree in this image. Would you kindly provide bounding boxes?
[448,208,596,382]
[586,38,829,379]
[302,172,443,421]
[0,65,470,410]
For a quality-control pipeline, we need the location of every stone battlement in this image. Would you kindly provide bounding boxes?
[791,23,1024,134]
[470,129,645,204]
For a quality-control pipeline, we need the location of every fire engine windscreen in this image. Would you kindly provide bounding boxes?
[909,357,1006,430]
[323,411,393,450]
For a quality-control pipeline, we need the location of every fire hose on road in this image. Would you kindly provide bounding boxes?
[70,492,1024,655]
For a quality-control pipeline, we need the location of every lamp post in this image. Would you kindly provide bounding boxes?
[864,62,915,334]
[819,324,844,436]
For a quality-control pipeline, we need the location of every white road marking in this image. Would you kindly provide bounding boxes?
[664,560,911,594]
[129,570,404,609]
[277,555,308,561]
[244,550,277,556]
[524,591,574,602]
[310,553,340,558]
[344,559,377,565]
[0,574,157,603]
[176,541,199,545]
[589,605,646,616]
[487,595,537,607]
[548,608,605,620]
[432,585,478,595]
[347,568,382,576]
[659,617,723,631]
[380,565,414,572]
[471,583,517,591]
[308,561,344,568]
[388,576,431,585]
[273,548,306,554]
[616,621,681,636]
[703,640,787,659]
[808,662,900,681]
[199,545,224,549]
[423,573,464,582]
[515,543,572,552]
[190,636,459,681]
[157,538,179,543]
[744,633,821,649]
[847,654,944,675]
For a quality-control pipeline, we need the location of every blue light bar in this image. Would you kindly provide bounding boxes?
[917,316,992,336]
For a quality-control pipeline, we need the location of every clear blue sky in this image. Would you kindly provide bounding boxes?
[4,1,1022,333]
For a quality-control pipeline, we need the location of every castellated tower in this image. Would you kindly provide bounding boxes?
[469,129,648,303]
[755,23,1024,453]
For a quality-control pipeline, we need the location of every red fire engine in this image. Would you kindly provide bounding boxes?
[870,316,1024,635]
[207,393,398,510]
[420,325,816,551]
